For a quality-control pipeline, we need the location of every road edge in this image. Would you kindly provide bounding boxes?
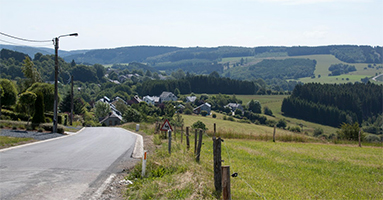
[131,131,144,159]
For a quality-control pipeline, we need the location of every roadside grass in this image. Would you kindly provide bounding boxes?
[122,122,383,199]
[0,135,34,148]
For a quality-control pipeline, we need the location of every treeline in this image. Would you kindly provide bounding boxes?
[154,59,224,74]
[136,75,257,96]
[328,63,357,76]
[281,83,383,127]
[287,45,382,63]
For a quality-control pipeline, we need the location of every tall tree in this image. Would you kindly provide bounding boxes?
[0,79,18,108]
[21,56,42,91]
[18,91,37,126]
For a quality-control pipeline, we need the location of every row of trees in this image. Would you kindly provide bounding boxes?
[328,63,357,76]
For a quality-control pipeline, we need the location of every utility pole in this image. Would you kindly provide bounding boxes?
[70,75,74,126]
[52,33,78,133]
[53,37,59,133]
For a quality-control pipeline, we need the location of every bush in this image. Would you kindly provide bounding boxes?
[223,116,227,120]
[212,113,217,118]
[289,126,301,133]
[39,123,65,134]
[184,109,192,115]
[200,110,208,116]
[263,106,273,116]
[234,109,243,116]
[313,128,324,137]
[228,116,235,121]
[191,120,208,130]
[266,119,277,127]
[32,92,45,124]
[276,119,287,129]
[364,134,380,143]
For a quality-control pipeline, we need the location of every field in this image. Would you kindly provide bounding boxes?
[217,139,383,199]
[124,122,383,199]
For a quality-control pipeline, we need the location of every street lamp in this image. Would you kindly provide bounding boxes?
[53,33,78,133]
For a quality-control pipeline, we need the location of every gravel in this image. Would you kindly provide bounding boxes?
[0,129,65,140]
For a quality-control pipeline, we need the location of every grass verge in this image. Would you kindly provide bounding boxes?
[0,135,35,149]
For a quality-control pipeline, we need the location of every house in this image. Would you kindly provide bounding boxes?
[100,111,122,126]
[128,95,142,105]
[225,103,244,113]
[143,95,155,105]
[185,96,197,103]
[159,92,177,103]
[193,103,211,115]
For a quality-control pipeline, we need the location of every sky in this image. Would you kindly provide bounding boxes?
[0,0,382,50]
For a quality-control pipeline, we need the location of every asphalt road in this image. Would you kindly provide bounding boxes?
[0,127,139,200]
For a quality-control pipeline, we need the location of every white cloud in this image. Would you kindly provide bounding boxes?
[303,26,329,40]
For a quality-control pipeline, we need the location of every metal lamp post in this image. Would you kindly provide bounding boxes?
[53,33,78,133]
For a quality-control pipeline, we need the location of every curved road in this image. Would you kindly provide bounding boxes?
[0,127,139,200]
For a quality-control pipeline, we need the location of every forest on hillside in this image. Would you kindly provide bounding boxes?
[281,83,383,133]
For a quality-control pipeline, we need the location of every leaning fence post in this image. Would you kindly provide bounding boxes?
[213,137,222,193]
[196,129,203,162]
[186,127,190,150]
[194,129,198,154]
[168,130,172,154]
[358,130,362,147]
[222,165,231,200]
[273,125,276,142]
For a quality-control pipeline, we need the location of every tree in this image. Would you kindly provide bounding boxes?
[173,113,184,127]
[70,59,76,67]
[32,92,45,124]
[263,106,273,116]
[94,64,106,81]
[338,122,361,141]
[27,82,55,112]
[174,88,180,97]
[164,103,175,118]
[21,56,42,91]
[123,107,142,122]
[18,91,37,126]
[0,79,18,107]
[95,101,111,119]
[248,100,261,113]
[209,71,220,78]
[145,70,152,77]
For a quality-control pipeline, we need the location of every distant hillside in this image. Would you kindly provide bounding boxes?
[0,44,88,58]
[64,46,181,64]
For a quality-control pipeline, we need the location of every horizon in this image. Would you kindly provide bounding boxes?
[1,0,382,51]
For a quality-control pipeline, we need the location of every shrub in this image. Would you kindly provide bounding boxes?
[276,119,287,129]
[364,134,380,143]
[184,109,192,115]
[263,106,273,116]
[266,119,277,127]
[223,116,227,120]
[228,116,235,121]
[289,126,301,133]
[313,128,324,137]
[200,110,208,116]
[212,113,217,118]
[32,92,45,124]
[191,120,208,130]
[234,109,242,116]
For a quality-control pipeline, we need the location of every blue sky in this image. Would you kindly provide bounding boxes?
[0,0,381,50]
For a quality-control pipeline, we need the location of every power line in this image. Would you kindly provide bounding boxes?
[0,31,51,43]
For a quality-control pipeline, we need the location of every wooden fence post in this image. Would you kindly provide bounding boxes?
[222,165,231,200]
[196,129,203,162]
[194,129,198,154]
[168,130,172,154]
[186,127,190,150]
[273,125,276,142]
[213,137,222,193]
[214,123,216,137]
[358,130,361,147]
